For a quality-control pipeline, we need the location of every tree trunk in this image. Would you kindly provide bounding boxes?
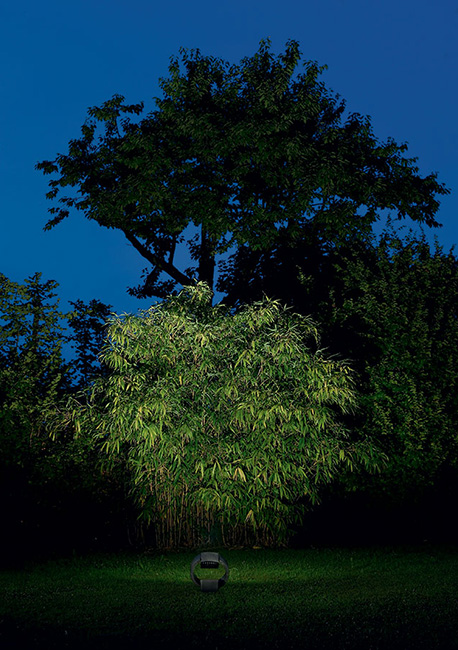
[198,226,216,291]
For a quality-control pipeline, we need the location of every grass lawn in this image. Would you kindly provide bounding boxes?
[0,545,457,649]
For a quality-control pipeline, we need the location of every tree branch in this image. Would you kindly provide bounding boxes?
[122,230,193,288]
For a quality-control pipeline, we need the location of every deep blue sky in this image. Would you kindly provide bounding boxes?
[1,0,457,317]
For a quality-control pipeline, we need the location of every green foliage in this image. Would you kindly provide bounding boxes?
[0,273,122,557]
[0,272,72,555]
[37,39,448,298]
[325,230,458,499]
[57,283,382,546]
[0,272,68,448]
[215,224,458,519]
[0,273,113,459]
[31,37,452,543]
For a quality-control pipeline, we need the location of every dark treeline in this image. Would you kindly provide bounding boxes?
[2,39,457,562]
[0,273,132,563]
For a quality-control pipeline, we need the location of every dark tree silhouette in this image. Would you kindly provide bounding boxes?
[37,39,448,300]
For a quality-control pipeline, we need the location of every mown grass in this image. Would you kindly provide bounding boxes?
[1,545,457,649]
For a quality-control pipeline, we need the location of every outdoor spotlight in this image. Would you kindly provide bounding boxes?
[190,551,229,592]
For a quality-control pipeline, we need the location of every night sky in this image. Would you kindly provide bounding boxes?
[1,0,457,318]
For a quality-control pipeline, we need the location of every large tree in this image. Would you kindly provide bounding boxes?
[37,39,448,300]
[51,282,382,548]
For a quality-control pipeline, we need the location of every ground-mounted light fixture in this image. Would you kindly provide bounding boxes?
[190,551,229,592]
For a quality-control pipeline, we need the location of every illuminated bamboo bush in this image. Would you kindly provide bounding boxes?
[59,282,380,548]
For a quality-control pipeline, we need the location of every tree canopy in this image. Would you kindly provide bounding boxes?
[37,39,449,299]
